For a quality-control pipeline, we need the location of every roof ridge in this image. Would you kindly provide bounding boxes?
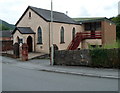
[29,6,78,24]
[16,6,79,25]
[29,6,65,15]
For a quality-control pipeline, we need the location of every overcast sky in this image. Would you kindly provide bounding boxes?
[0,0,119,24]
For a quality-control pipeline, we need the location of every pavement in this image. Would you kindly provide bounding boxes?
[1,55,119,79]
[1,51,46,60]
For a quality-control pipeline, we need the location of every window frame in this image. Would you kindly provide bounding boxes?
[37,27,43,44]
[72,27,76,40]
[84,22,101,31]
[60,27,65,44]
[29,12,31,18]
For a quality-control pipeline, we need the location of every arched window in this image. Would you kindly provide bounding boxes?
[72,28,76,40]
[60,27,65,43]
[37,27,42,44]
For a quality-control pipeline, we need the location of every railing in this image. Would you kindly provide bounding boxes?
[67,31,102,50]
[76,32,102,39]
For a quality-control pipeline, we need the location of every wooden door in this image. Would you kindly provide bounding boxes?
[27,36,32,52]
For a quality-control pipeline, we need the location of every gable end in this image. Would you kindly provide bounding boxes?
[15,6,49,26]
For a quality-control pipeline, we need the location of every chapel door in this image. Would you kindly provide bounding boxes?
[27,36,32,52]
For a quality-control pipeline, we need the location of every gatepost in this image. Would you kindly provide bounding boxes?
[21,43,28,61]
[13,43,20,58]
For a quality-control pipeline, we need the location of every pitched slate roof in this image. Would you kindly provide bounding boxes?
[12,27,35,34]
[0,30,12,37]
[16,6,79,25]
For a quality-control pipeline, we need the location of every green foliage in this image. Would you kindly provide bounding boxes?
[116,24,120,40]
[103,41,120,49]
[89,41,119,68]
[111,15,120,40]
[111,15,120,23]
[0,24,11,30]
[90,48,119,68]
[0,19,15,30]
[88,40,120,50]
[90,49,107,67]
[88,44,101,50]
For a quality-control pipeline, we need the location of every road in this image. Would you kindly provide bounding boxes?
[2,63,118,91]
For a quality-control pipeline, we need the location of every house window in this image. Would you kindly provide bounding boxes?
[84,23,91,31]
[96,22,101,30]
[72,28,76,40]
[60,27,65,43]
[29,12,31,18]
[37,27,42,44]
[91,22,96,31]
[17,37,23,44]
[84,22,101,31]
[19,39,23,44]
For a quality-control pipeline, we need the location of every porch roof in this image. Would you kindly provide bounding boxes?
[12,27,35,34]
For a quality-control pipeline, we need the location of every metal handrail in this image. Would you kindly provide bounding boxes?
[67,31,102,50]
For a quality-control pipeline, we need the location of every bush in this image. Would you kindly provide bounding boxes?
[90,48,119,68]
[90,49,107,67]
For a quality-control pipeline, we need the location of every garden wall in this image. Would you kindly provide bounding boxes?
[54,48,119,68]
[0,40,13,51]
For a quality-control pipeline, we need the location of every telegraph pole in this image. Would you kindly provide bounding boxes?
[118,1,120,15]
[50,0,54,65]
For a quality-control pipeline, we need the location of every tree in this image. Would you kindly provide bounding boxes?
[111,15,120,40]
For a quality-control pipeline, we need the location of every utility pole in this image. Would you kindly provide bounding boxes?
[118,1,120,15]
[50,0,54,65]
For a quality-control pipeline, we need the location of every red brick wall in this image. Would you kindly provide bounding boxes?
[101,21,116,45]
[0,40,13,51]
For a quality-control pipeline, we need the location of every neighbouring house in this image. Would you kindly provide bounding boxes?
[12,6,116,54]
[0,30,13,51]
[73,17,116,49]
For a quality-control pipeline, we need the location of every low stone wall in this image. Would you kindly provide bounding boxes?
[54,49,119,68]
[54,49,91,66]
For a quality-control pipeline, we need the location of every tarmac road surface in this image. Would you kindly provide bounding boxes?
[2,63,118,91]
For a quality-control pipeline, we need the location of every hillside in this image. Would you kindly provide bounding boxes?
[0,19,15,30]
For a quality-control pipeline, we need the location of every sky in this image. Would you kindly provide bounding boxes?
[0,0,119,24]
